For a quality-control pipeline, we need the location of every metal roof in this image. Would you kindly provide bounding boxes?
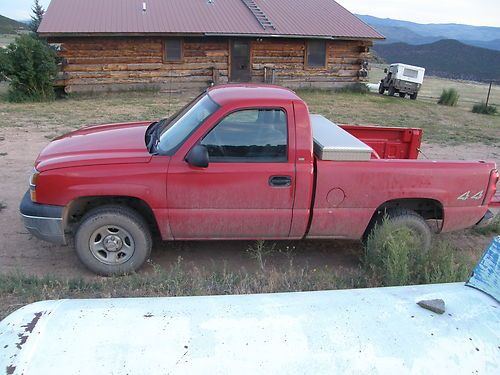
[38,0,384,39]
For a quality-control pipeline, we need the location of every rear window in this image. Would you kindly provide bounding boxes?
[403,68,419,79]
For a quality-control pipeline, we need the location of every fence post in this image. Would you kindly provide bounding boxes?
[486,81,492,107]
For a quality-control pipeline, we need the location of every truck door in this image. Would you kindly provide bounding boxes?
[167,106,296,239]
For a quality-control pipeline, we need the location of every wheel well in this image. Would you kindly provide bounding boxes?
[64,196,160,237]
[364,198,444,238]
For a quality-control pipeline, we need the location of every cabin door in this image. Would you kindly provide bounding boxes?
[231,40,251,82]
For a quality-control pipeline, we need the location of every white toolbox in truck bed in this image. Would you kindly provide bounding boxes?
[310,114,373,161]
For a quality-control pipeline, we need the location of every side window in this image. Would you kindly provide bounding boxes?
[306,40,327,68]
[201,109,288,162]
[164,39,183,62]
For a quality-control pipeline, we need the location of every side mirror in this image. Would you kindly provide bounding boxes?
[186,144,209,168]
[384,68,388,74]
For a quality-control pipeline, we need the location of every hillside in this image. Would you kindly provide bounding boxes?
[358,15,500,51]
[0,14,27,34]
[373,40,500,82]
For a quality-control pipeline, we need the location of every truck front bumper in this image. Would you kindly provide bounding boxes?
[19,191,66,245]
[475,208,498,228]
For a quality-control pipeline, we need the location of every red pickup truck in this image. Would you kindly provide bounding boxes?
[20,84,499,275]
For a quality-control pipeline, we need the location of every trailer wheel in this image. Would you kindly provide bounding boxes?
[410,93,418,100]
[378,83,385,95]
[74,205,152,276]
[388,86,396,96]
[365,209,432,254]
[399,93,406,98]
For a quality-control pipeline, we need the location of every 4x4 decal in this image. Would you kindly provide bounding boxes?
[457,190,483,201]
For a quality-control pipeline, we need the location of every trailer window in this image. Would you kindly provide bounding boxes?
[201,109,288,162]
[403,68,418,79]
[306,40,327,68]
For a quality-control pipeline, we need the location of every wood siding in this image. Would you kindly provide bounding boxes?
[51,37,372,93]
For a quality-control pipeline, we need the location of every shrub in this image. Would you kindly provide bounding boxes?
[437,88,460,106]
[364,217,470,286]
[0,34,57,102]
[472,102,497,115]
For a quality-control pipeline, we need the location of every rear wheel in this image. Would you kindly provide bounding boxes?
[410,93,418,100]
[74,206,152,276]
[365,209,432,253]
[399,93,406,98]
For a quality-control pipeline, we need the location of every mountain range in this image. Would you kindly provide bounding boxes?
[374,39,500,82]
[358,15,500,51]
[0,14,27,34]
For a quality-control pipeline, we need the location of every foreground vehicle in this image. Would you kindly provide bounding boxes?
[1,238,499,374]
[20,84,498,275]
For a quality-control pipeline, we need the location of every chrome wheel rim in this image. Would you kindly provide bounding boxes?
[89,225,135,265]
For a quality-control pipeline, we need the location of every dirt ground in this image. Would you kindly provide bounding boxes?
[0,126,497,278]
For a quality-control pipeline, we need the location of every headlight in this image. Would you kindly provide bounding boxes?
[29,168,40,202]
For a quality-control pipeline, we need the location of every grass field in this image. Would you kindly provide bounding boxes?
[0,83,498,145]
[370,64,500,109]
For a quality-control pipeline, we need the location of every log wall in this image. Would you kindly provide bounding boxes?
[50,36,372,93]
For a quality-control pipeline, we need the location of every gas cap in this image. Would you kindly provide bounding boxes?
[326,188,346,207]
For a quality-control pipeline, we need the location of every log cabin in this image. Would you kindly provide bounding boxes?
[38,0,384,93]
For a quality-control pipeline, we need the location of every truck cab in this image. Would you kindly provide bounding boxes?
[379,63,426,100]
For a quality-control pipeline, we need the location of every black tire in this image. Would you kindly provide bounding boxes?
[399,93,406,98]
[410,93,418,100]
[74,205,152,276]
[388,86,396,96]
[378,83,385,95]
[365,209,432,253]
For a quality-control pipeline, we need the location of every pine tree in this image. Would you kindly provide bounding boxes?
[30,0,45,33]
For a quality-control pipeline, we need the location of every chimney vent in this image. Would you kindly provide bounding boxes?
[142,2,147,12]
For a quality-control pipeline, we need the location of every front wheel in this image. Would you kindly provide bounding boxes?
[388,86,396,96]
[399,93,406,98]
[74,206,152,276]
[410,93,418,100]
[378,83,385,95]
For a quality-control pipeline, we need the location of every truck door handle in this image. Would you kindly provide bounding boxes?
[269,176,292,187]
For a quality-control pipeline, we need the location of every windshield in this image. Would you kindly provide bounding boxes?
[157,94,219,155]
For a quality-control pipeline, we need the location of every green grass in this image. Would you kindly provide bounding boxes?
[438,88,460,107]
[472,102,498,115]
[0,256,365,320]
[470,216,500,236]
[1,229,475,320]
[364,218,472,286]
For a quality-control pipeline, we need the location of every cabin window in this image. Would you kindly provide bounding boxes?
[201,109,288,163]
[164,39,183,62]
[306,40,327,68]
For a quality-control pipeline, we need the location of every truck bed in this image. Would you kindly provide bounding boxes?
[341,124,422,160]
[310,115,422,161]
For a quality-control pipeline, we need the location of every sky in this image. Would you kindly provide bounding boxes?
[1,0,499,27]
